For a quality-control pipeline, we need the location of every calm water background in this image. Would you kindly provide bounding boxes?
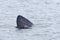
[0,0,60,40]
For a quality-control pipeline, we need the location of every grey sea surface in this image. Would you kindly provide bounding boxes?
[0,0,60,40]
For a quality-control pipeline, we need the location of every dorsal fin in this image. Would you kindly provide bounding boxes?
[16,15,33,29]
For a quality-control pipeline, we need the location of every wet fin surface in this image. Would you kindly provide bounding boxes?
[16,15,33,29]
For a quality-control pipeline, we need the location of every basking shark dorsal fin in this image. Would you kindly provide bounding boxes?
[16,15,33,29]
